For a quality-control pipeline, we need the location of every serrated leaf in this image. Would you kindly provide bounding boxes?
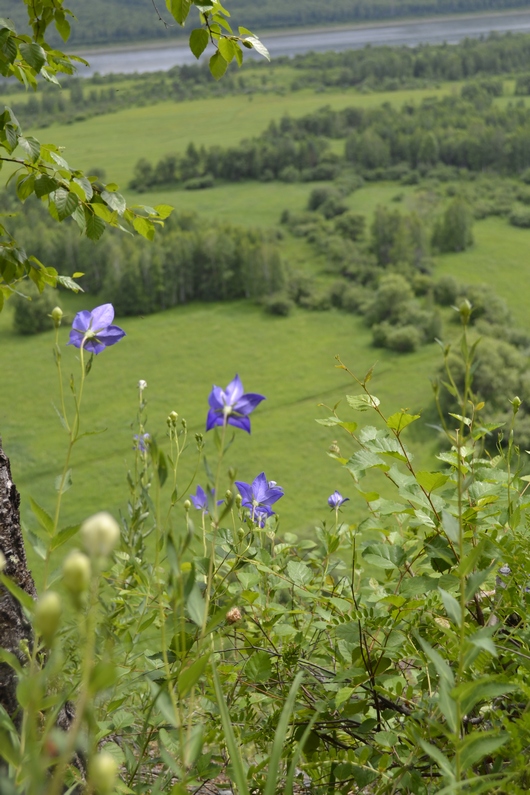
[34,175,58,198]
[189,28,208,58]
[85,210,106,241]
[386,412,420,433]
[416,471,449,493]
[133,216,155,240]
[209,50,228,80]
[17,136,40,162]
[246,650,272,682]
[287,561,312,586]
[53,189,78,221]
[73,176,93,201]
[56,274,84,294]
[102,190,126,215]
[154,204,174,219]
[19,42,46,72]
[50,523,80,552]
[29,497,53,535]
[347,394,380,412]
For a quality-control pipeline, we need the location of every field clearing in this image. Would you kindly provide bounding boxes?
[435,216,530,326]
[0,297,440,576]
[30,84,459,187]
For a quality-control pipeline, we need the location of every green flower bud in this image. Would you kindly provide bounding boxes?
[235,494,242,508]
[228,467,236,481]
[89,751,119,795]
[511,396,522,413]
[50,306,63,328]
[63,551,91,594]
[167,410,178,427]
[0,550,6,572]
[458,299,472,324]
[34,591,62,645]
[184,499,191,512]
[225,489,233,502]
[81,512,121,558]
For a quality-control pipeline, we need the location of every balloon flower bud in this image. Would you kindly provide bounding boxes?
[167,411,178,427]
[34,591,62,645]
[511,396,522,413]
[51,306,63,328]
[81,512,121,558]
[458,299,472,324]
[235,494,242,508]
[225,489,233,502]
[89,751,119,795]
[63,551,91,594]
[184,500,191,512]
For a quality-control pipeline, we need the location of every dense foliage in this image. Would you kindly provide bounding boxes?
[131,86,530,191]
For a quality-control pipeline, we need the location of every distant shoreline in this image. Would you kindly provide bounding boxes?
[69,6,530,57]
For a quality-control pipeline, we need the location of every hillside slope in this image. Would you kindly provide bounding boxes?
[0,0,528,47]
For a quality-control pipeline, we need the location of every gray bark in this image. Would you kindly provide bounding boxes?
[0,436,37,721]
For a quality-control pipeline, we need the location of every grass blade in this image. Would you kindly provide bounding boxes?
[211,658,250,795]
[263,671,304,795]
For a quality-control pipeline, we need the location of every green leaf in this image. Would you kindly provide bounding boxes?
[454,678,515,715]
[25,528,46,560]
[53,189,79,221]
[362,543,405,570]
[418,739,454,780]
[211,660,250,795]
[166,0,191,25]
[439,588,462,627]
[102,190,126,215]
[29,497,53,535]
[442,510,460,544]
[218,37,236,63]
[438,680,458,733]
[263,672,304,795]
[243,36,270,61]
[209,50,228,80]
[85,210,106,241]
[89,661,118,693]
[50,524,80,552]
[416,471,449,493]
[54,12,71,41]
[17,136,40,162]
[189,28,209,58]
[34,175,59,198]
[178,654,210,696]
[73,176,93,201]
[154,204,174,219]
[132,215,155,241]
[0,648,23,676]
[386,411,420,433]
[286,560,312,586]
[0,574,34,612]
[54,468,72,495]
[186,583,205,626]
[158,450,168,487]
[347,394,380,411]
[19,42,46,72]
[460,733,508,772]
[56,275,84,294]
[416,635,454,686]
[246,650,272,682]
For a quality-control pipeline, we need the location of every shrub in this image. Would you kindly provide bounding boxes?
[434,274,459,306]
[385,323,422,352]
[12,282,58,335]
[342,285,369,313]
[183,174,214,190]
[431,198,474,252]
[307,186,338,212]
[319,195,348,219]
[278,165,300,183]
[298,289,332,311]
[411,273,434,296]
[509,207,530,228]
[364,273,414,326]
[334,211,366,241]
[263,293,294,316]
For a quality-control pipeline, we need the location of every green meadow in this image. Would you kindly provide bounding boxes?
[3,77,530,556]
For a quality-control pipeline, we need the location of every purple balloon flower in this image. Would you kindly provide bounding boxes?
[133,433,150,453]
[206,374,265,434]
[328,491,349,509]
[190,485,223,514]
[235,473,284,523]
[68,303,126,355]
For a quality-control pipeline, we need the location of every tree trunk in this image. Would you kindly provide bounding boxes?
[0,436,37,721]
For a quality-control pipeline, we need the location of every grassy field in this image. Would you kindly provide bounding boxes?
[30,84,461,188]
[0,297,440,568]
[3,75,530,576]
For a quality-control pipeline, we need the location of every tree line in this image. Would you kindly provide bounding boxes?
[130,86,530,191]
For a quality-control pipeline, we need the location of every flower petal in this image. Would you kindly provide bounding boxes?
[208,386,224,410]
[84,338,106,355]
[68,329,85,349]
[95,325,126,347]
[235,480,253,505]
[224,374,244,405]
[227,415,251,434]
[90,303,115,330]
[235,392,266,416]
[206,409,222,432]
[251,472,269,502]
[71,310,92,334]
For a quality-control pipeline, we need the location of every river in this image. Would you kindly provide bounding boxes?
[74,9,530,77]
